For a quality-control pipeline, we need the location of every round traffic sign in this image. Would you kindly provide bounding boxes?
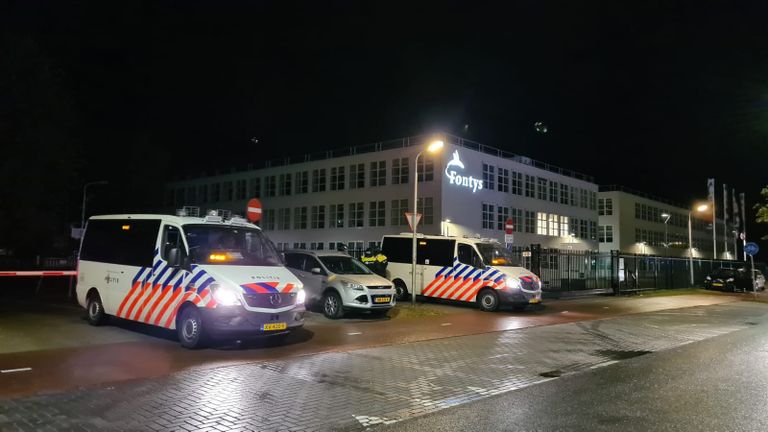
[246,198,262,222]
[505,218,514,235]
[745,242,759,256]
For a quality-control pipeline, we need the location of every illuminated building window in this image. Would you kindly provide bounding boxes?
[559,216,569,238]
[537,212,548,235]
[548,214,559,236]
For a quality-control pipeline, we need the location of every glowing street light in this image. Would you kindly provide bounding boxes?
[412,139,444,305]
[688,202,709,285]
[660,212,671,255]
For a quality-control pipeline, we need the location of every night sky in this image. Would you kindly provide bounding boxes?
[3,1,768,254]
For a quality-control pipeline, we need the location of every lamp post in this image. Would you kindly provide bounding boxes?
[412,139,444,306]
[688,203,709,285]
[661,212,670,256]
[81,180,109,230]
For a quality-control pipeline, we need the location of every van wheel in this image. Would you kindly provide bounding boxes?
[178,307,207,349]
[86,293,107,326]
[322,291,344,319]
[477,289,499,312]
[394,280,409,301]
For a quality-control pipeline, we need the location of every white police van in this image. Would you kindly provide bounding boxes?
[382,234,542,311]
[76,213,305,348]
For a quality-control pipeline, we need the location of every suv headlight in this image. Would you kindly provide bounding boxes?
[726,278,735,282]
[296,289,306,304]
[341,280,365,291]
[211,283,241,306]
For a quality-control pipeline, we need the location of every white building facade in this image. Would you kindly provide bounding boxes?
[598,186,735,260]
[165,134,600,253]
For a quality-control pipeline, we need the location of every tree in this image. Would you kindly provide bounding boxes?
[755,186,768,240]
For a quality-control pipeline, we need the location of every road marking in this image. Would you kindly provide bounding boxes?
[1,367,32,374]
[603,307,610,309]
[590,360,619,369]
[440,323,452,326]
[561,311,569,313]
[347,332,362,335]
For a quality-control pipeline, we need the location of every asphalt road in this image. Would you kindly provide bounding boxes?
[375,310,768,432]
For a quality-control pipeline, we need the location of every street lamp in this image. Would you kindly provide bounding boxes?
[688,203,709,285]
[81,180,109,229]
[412,139,444,305]
[660,212,670,256]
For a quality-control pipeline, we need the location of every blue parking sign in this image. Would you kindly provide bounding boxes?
[745,242,759,256]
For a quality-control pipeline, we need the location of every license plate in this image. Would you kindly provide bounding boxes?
[262,322,287,331]
[374,296,391,303]
[712,283,723,287]
[529,298,541,304]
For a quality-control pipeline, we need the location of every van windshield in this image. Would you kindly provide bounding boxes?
[476,243,520,267]
[182,224,283,266]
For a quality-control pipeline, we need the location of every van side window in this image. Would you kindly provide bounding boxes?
[161,225,184,261]
[80,219,160,267]
[458,244,483,268]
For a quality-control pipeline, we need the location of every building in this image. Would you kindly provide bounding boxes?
[165,133,600,253]
[598,185,737,260]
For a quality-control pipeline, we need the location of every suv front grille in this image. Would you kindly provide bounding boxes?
[366,285,390,290]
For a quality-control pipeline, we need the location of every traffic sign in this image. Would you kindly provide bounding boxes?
[504,234,514,244]
[505,218,514,235]
[405,212,422,232]
[246,198,262,222]
[745,242,759,256]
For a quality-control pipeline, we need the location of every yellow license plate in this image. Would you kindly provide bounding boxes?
[529,298,541,304]
[374,296,391,303]
[262,322,287,331]
[712,283,723,287]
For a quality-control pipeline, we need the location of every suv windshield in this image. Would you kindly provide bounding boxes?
[183,224,283,266]
[476,243,520,267]
[319,256,372,275]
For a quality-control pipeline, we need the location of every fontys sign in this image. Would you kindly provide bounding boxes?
[445,150,483,193]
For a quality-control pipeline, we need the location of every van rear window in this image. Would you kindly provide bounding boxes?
[80,219,160,267]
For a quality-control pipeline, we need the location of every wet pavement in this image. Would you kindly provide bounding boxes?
[0,299,766,431]
[0,291,742,399]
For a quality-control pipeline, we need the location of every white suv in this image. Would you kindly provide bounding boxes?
[284,250,396,319]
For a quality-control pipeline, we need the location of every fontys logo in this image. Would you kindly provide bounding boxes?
[445,150,483,193]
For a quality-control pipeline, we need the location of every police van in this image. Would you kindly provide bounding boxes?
[381,234,542,311]
[76,212,306,348]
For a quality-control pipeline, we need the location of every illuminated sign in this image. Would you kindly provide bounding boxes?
[445,150,483,192]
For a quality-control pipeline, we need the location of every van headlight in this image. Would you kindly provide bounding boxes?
[296,289,306,304]
[211,284,241,306]
[505,277,521,290]
[726,278,735,282]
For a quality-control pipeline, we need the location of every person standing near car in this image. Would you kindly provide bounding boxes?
[361,246,388,277]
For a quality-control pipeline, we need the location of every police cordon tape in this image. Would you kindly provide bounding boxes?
[0,271,77,277]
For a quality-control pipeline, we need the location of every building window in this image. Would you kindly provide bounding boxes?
[198,185,208,204]
[417,156,434,182]
[311,205,325,229]
[570,186,577,206]
[589,220,597,240]
[310,242,325,251]
[570,217,580,237]
[329,204,344,228]
[211,183,221,202]
[549,181,558,203]
[330,166,345,191]
[525,210,535,233]
[510,208,523,232]
[235,179,247,200]
[417,197,434,225]
[511,171,522,195]
[548,214,559,236]
[265,176,276,197]
[598,198,605,215]
[589,191,597,210]
[312,169,326,193]
[635,202,641,219]
[483,164,495,190]
[496,206,510,230]
[560,184,568,205]
[537,178,547,200]
[599,225,614,243]
[263,209,275,231]
[223,181,234,201]
[249,177,261,198]
[580,189,588,208]
[295,171,308,194]
[391,199,408,226]
[348,202,364,228]
[293,242,307,250]
[369,201,385,226]
[392,158,409,185]
[523,175,534,198]
[537,212,547,235]
[559,216,569,238]
[279,174,291,196]
[350,163,365,189]
[482,203,495,229]
[580,219,588,239]
[369,161,386,187]
[278,208,290,230]
[497,168,509,193]
[293,207,307,230]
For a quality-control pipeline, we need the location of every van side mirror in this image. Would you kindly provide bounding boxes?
[168,247,181,267]
[311,267,323,275]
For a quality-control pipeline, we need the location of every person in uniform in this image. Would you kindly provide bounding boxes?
[361,246,388,277]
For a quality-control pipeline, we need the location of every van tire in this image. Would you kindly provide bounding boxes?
[322,291,344,319]
[477,289,499,312]
[393,280,409,301]
[86,293,107,326]
[177,306,207,349]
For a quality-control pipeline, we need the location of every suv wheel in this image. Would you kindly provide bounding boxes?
[322,291,344,319]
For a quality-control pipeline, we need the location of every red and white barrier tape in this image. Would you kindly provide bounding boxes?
[0,271,77,277]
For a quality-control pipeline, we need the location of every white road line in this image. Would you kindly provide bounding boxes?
[441,323,452,326]
[589,360,619,369]
[347,332,362,335]
[1,367,32,374]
